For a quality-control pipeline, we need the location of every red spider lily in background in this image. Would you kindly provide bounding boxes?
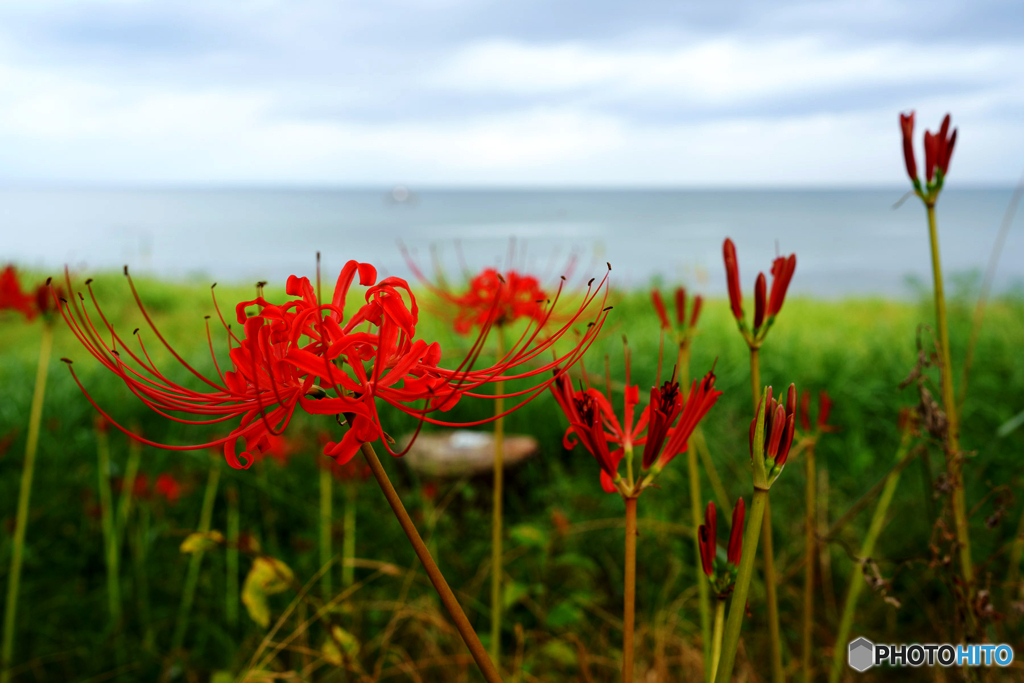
[154,473,182,505]
[113,472,181,505]
[1,266,41,320]
[751,384,797,482]
[722,239,796,346]
[550,347,721,497]
[900,111,957,197]
[698,499,745,597]
[401,240,584,335]
[250,432,299,467]
[799,390,836,435]
[55,257,610,469]
[650,286,703,344]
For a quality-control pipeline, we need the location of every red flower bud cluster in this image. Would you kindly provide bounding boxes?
[698,499,745,597]
[798,390,835,435]
[750,384,797,470]
[722,239,796,345]
[650,287,702,334]
[900,111,957,195]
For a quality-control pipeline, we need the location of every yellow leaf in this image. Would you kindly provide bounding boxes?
[180,530,225,554]
[322,625,359,666]
[242,557,294,627]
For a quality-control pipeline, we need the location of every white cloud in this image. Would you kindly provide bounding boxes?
[429,37,1024,106]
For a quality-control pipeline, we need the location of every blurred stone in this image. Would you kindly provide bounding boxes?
[399,430,539,478]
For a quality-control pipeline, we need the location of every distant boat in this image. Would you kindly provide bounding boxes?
[386,185,417,205]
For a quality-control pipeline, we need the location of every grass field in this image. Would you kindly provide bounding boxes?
[1,271,1023,681]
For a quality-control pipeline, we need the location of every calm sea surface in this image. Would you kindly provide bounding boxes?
[1,187,1021,297]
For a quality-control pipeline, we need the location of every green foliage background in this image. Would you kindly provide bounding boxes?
[1,272,1023,680]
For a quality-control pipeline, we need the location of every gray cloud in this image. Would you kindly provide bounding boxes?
[0,0,1021,185]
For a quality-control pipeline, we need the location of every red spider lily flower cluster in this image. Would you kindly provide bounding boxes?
[401,241,582,335]
[550,346,722,497]
[722,239,796,346]
[751,384,797,483]
[0,266,58,321]
[114,472,182,506]
[698,499,745,598]
[900,111,957,199]
[650,286,703,345]
[799,389,836,436]
[55,258,610,470]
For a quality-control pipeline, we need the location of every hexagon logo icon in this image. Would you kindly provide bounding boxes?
[848,637,875,672]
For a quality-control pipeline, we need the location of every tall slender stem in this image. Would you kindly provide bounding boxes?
[135,505,154,650]
[226,483,240,628]
[320,468,333,600]
[172,466,220,651]
[816,469,837,623]
[1,322,52,683]
[342,483,358,589]
[95,425,124,658]
[360,441,503,683]
[115,433,141,552]
[623,497,637,683]
[802,442,817,683]
[750,348,784,683]
[710,598,726,683]
[828,431,910,683]
[716,487,769,683]
[679,344,712,683]
[491,330,506,666]
[926,203,975,609]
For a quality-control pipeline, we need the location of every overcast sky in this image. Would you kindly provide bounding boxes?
[0,0,1021,186]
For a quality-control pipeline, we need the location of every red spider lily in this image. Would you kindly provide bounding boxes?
[651,286,702,342]
[698,499,745,597]
[900,111,957,195]
[0,266,38,319]
[550,350,721,496]
[722,239,796,345]
[55,258,610,470]
[401,240,583,335]
[750,384,797,475]
[799,389,836,434]
[250,432,299,467]
[154,473,182,505]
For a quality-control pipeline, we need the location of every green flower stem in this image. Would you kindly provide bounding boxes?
[226,483,239,628]
[1,322,53,683]
[320,467,333,600]
[926,203,975,612]
[710,597,726,683]
[828,428,911,683]
[802,440,817,683]
[623,496,638,683]
[171,466,220,652]
[678,343,712,683]
[750,348,784,683]
[715,487,770,683]
[115,434,141,551]
[342,482,357,589]
[95,424,124,661]
[491,329,505,667]
[360,441,503,683]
